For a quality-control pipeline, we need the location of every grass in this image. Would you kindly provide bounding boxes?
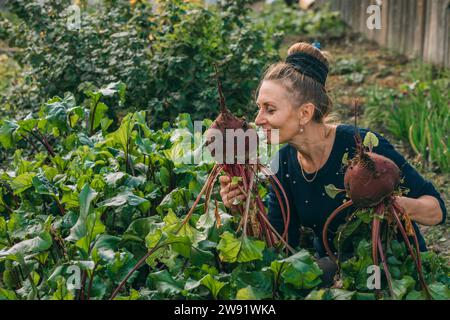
[361,63,449,173]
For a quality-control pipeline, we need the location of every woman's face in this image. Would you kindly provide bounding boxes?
[255,80,301,144]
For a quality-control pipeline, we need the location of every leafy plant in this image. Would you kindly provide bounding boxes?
[0,0,279,126]
[0,85,323,300]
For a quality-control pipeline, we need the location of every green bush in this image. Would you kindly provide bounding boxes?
[0,0,279,126]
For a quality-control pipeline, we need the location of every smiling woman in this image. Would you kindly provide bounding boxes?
[219,42,447,286]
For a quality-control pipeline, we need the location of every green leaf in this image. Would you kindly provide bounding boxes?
[334,218,362,250]
[200,274,225,299]
[100,117,113,132]
[324,184,345,199]
[428,282,450,300]
[354,292,376,300]
[107,113,134,152]
[159,166,171,187]
[231,176,242,185]
[392,276,415,300]
[106,250,136,284]
[217,232,265,263]
[104,172,126,187]
[98,82,126,104]
[163,209,204,245]
[305,289,328,300]
[190,246,215,266]
[99,191,148,208]
[32,174,58,197]
[270,250,323,290]
[0,288,17,300]
[51,278,74,300]
[91,102,108,132]
[232,269,272,298]
[92,235,121,262]
[135,136,155,155]
[405,290,427,300]
[144,226,167,267]
[341,152,349,166]
[125,217,160,240]
[0,232,52,257]
[0,120,19,148]
[11,173,35,194]
[167,233,191,258]
[329,289,355,300]
[66,184,98,242]
[148,270,183,296]
[196,204,219,230]
[75,212,105,254]
[113,288,140,300]
[79,183,98,219]
[236,285,270,300]
[363,131,379,149]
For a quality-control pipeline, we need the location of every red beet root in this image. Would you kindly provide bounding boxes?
[344,152,401,208]
[205,68,258,164]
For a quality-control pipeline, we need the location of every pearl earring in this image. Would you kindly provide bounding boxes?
[299,125,304,133]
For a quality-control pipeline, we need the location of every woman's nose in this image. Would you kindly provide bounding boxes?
[254,110,266,126]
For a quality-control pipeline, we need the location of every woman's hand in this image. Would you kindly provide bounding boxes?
[395,195,443,226]
[219,176,246,210]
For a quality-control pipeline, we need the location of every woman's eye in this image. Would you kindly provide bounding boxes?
[267,109,275,114]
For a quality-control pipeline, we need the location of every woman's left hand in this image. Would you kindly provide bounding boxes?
[394,195,443,226]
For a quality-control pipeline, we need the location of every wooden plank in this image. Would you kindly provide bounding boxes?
[386,0,396,49]
[423,0,448,65]
[403,0,413,55]
[362,0,372,34]
[400,0,410,53]
[446,3,450,67]
[379,0,390,45]
[414,0,427,58]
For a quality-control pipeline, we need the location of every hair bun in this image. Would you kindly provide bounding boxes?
[287,42,330,68]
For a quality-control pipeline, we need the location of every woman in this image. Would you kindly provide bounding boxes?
[219,42,447,281]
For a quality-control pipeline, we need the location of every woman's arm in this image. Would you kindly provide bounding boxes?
[396,195,443,226]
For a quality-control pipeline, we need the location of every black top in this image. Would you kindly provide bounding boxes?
[267,124,447,256]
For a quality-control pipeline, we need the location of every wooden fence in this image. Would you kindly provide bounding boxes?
[316,0,450,68]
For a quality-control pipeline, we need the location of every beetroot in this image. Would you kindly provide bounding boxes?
[344,152,401,208]
[205,70,257,164]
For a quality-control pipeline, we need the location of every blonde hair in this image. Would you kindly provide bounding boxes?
[259,42,333,123]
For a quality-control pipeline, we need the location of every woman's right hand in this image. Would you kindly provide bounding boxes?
[219,176,246,209]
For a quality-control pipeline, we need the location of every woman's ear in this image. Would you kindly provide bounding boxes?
[298,103,315,125]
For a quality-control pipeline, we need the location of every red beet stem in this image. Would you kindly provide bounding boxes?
[214,64,228,114]
[377,233,394,298]
[391,201,431,299]
[180,164,221,229]
[322,200,354,263]
[372,203,384,266]
[258,165,290,240]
